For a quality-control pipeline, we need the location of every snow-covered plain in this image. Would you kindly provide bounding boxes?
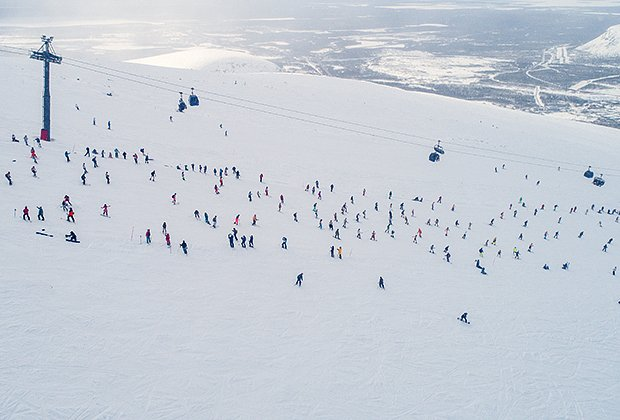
[1,41,620,419]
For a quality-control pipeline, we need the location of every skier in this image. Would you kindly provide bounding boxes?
[228,233,235,248]
[249,235,254,248]
[5,171,12,186]
[31,166,37,177]
[194,210,200,220]
[22,206,30,221]
[281,237,288,249]
[172,193,177,205]
[105,172,110,184]
[150,170,156,181]
[295,273,303,287]
[460,313,468,323]
[613,266,617,276]
[101,204,110,217]
[180,240,188,255]
[64,151,70,162]
[379,276,385,289]
[337,246,343,259]
[241,235,247,248]
[145,229,151,244]
[165,233,171,247]
[37,206,44,221]
[67,208,75,222]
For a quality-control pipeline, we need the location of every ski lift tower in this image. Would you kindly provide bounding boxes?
[30,35,62,141]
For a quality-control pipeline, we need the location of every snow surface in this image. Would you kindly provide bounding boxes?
[577,24,620,58]
[1,44,620,418]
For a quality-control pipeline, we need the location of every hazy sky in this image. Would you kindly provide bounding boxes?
[2,0,619,22]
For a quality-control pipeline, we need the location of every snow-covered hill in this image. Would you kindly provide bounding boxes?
[577,24,620,58]
[1,44,619,419]
[127,46,280,72]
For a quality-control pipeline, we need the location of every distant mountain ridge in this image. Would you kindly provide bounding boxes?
[577,24,620,58]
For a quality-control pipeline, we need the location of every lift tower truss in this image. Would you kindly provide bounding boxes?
[30,35,62,141]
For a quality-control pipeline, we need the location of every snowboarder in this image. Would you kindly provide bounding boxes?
[37,206,44,221]
[65,231,78,242]
[459,313,468,323]
[180,240,188,255]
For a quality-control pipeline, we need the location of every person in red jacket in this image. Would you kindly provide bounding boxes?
[67,208,75,222]
[145,229,151,244]
[165,233,171,247]
[22,206,30,221]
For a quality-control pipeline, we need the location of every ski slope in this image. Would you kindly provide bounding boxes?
[1,46,619,419]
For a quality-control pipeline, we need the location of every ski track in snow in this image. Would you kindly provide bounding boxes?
[0,49,620,419]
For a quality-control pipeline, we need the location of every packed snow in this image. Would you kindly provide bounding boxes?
[1,41,619,419]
